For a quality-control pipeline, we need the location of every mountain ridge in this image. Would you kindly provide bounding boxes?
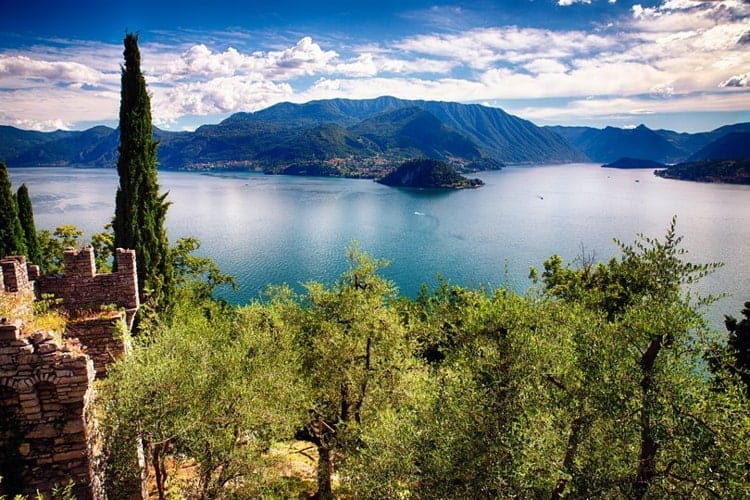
[0,97,585,175]
[1,97,748,179]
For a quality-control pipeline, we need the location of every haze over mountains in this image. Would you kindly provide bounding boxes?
[1,96,747,176]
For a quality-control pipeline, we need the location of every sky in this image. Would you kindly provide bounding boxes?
[1,0,748,133]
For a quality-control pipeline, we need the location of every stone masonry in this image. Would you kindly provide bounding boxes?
[0,320,102,499]
[37,247,139,330]
[0,247,142,499]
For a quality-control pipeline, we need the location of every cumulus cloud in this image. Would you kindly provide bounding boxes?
[510,91,750,125]
[0,111,73,131]
[162,36,337,83]
[152,77,293,123]
[524,59,568,75]
[0,85,118,130]
[720,73,749,87]
[0,55,107,88]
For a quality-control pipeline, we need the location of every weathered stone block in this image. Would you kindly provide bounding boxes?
[53,449,85,462]
[26,424,58,439]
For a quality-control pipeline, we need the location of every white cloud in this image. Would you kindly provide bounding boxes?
[558,0,592,5]
[720,73,749,87]
[0,55,108,88]
[152,77,294,125]
[0,85,119,130]
[524,59,568,75]
[0,112,73,131]
[332,53,378,77]
[161,36,338,83]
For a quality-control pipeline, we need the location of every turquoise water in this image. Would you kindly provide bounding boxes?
[9,164,750,326]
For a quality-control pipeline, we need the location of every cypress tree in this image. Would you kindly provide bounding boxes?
[0,161,27,258]
[15,184,41,264]
[113,33,173,310]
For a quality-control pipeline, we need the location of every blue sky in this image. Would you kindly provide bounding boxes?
[1,0,748,132]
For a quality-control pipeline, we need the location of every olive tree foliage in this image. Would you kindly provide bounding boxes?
[35,225,112,273]
[529,218,749,498]
[36,225,83,273]
[98,229,750,498]
[269,246,424,500]
[170,236,237,300]
[100,292,308,499]
[346,220,750,499]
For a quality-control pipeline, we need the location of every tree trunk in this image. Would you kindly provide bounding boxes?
[152,443,167,500]
[633,335,663,499]
[551,415,584,500]
[314,445,334,500]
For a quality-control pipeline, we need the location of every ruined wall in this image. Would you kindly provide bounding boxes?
[66,313,129,379]
[1,247,143,498]
[0,319,103,499]
[37,247,139,324]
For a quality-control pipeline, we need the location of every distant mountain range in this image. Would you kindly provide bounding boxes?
[0,96,584,175]
[1,96,748,178]
[547,123,750,164]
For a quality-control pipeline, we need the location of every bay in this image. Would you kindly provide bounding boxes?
[8,164,750,327]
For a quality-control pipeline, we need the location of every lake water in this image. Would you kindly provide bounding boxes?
[8,164,750,327]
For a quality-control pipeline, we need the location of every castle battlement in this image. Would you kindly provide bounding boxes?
[36,246,139,316]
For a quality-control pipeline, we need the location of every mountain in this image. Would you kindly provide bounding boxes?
[687,132,750,161]
[1,97,584,174]
[660,123,750,154]
[377,158,483,189]
[548,122,750,164]
[0,125,76,163]
[349,107,498,168]
[548,124,686,163]
[233,97,586,163]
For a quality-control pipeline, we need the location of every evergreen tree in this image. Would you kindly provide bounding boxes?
[15,184,40,264]
[0,161,26,258]
[112,33,173,311]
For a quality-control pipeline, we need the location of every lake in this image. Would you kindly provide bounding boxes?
[8,164,750,328]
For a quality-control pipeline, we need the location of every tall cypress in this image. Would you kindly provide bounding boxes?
[113,33,172,310]
[0,161,27,258]
[15,184,40,264]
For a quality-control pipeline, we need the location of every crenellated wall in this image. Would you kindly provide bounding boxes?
[36,247,139,328]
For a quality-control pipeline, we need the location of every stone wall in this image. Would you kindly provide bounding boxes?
[37,247,139,327]
[0,319,103,499]
[1,247,143,498]
[66,313,130,379]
